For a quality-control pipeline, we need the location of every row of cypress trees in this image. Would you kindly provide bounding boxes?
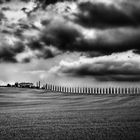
[44,84,140,94]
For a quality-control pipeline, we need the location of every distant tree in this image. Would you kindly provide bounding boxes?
[15,82,19,87]
[7,84,11,87]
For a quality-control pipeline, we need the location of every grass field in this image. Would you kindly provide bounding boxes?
[0,87,140,140]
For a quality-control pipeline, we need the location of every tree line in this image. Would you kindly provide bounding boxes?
[43,84,140,94]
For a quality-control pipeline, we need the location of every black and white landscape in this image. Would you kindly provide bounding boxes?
[1,0,140,85]
[0,0,140,139]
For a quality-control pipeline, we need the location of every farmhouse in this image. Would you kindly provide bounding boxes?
[16,82,34,88]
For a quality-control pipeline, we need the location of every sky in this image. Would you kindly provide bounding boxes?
[0,0,140,87]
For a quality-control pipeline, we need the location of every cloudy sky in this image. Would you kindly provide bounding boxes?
[0,0,140,87]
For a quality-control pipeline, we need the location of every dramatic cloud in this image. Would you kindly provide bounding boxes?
[0,33,25,62]
[75,1,140,28]
[1,0,140,83]
[1,0,140,63]
[39,21,140,54]
[31,0,140,54]
[53,50,140,81]
[0,0,79,62]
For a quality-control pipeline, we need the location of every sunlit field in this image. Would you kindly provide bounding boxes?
[0,87,140,140]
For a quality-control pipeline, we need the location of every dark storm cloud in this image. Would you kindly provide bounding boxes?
[84,28,140,54]
[28,0,140,55]
[40,21,82,51]
[75,2,140,28]
[89,75,140,82]
[17,38,60,62]
[61,62,140,76]
[34,0,140,55]
[0,41,25,62]
[1,0,140,83]
[0,0,11,4]
[36,0,77,9]
[1,7,10,11]
[0,28,59,63]
[39,19,140,55]
[38,0,63,9]
[0,11,5,20]
[2,0,140,61]
[26,38,59,59]
[104,75,140,82]
[54,50,140,81]
[1,0,140,62]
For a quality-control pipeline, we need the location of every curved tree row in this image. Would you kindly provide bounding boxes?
[43,84,140,95]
